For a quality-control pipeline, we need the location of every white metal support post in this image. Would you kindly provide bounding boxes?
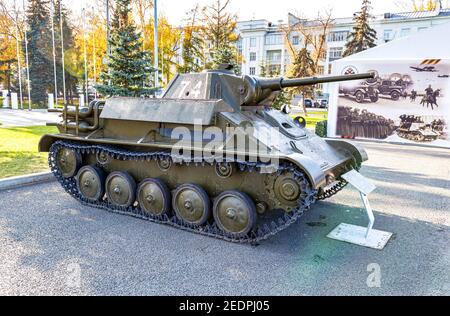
[327,170,393,250]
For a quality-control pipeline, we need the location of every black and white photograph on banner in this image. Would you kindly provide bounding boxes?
[328,24,450,148]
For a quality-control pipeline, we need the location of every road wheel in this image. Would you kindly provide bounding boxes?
[173,184,211,226]
[76,165,106,202]
[391,91,400,101]
[137,178,171,216]
[213,190,257,237]
[57,147,82,178]
[106,171,136,208]
[355,91,364,103]
[370,95,379,102]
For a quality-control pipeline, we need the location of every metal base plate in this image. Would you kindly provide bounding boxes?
[327,223,393,250]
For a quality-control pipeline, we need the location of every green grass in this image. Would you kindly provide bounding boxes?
[0,126,58,179]
[291,111,328,130]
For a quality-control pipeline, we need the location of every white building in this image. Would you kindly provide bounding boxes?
[237,7,450,87]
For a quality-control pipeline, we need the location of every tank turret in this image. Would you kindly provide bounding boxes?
[163,67,374,108]
[39,68,372,243]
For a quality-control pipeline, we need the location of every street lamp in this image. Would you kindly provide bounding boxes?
[154,0,159,88]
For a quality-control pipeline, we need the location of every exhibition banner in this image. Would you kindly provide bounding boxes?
[328,59,450,148]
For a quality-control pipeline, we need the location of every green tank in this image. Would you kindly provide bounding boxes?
[40,67,374,244]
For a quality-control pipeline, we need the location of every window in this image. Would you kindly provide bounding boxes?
[317,66,325,75]
[249,52,257,61]
[328,63,332,74]
[266,50,282,63]
[268,64,281,76]
[236,39,243,55]
[249,67,256,75]
[250,37,257,48]
[400,28,411,37]
[292,35,300,45]
[329,47,343,60]
[265,34,283,45]
[384,29,393,42]
[328,31,349,42]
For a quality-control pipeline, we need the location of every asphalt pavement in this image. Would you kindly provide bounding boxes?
[0,109,60,127]
[0,142,448,296]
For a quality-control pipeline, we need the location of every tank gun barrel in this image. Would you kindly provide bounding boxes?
[258,73,375,91]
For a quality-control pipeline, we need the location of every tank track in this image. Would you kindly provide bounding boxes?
[316,162,362,201]
[49,140,317,244]
[317,180,348,201]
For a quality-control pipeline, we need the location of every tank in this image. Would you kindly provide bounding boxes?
[40,66,374,244]
[397,115,440,142]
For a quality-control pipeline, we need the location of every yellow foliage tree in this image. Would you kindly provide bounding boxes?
[413,0,439,11]
[0,6,20,92]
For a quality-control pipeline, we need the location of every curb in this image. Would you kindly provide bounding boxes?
[0,172,55,192]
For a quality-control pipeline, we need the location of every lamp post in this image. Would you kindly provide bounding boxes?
[82,7,88,104]
[13,0,23,109]
[23,0,31,110]
[106,0,111,86]
[50,0,58,108]
[154,0,159,88]
[59,0,66,105]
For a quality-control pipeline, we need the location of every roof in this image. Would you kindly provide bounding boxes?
[387,8,450,20]
[334,22,450,62]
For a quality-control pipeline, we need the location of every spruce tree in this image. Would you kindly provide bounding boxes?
[96,0,153,97]
[288,48,316,115]
[289,48,315,96]
[343,0,377,57]
[211,45,240,74]
[25,0,53,105]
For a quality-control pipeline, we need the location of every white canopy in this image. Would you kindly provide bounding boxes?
[334,22,450,62]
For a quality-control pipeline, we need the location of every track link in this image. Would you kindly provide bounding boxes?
[49,140,317,244]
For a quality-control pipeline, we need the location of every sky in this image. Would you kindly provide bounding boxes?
[156,0,415,25]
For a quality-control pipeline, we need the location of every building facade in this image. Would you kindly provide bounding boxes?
[237,7,450,87]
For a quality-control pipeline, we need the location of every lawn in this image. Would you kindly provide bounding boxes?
[291,111,328,130]
[0,126,58,179]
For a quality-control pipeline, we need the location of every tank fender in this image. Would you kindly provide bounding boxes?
[39,134,60,153]
[283,153,327,189]
[325,139,368,165]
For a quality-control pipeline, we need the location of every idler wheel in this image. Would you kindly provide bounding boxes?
[213,190,257,237]
[106,171,136,208]
[57,147,82,178]
[173,184,211,226]
[76,165,106,202]
[137,178,171,216]
[273,172,302,211]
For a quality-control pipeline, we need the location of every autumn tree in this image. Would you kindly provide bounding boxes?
[157,17,181,85]
[178,5,204,73]
[97,0,153,97]
[343,0,377,57]
[412,0,440,11]
[284,11,333,74]
[0,43,16,93]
